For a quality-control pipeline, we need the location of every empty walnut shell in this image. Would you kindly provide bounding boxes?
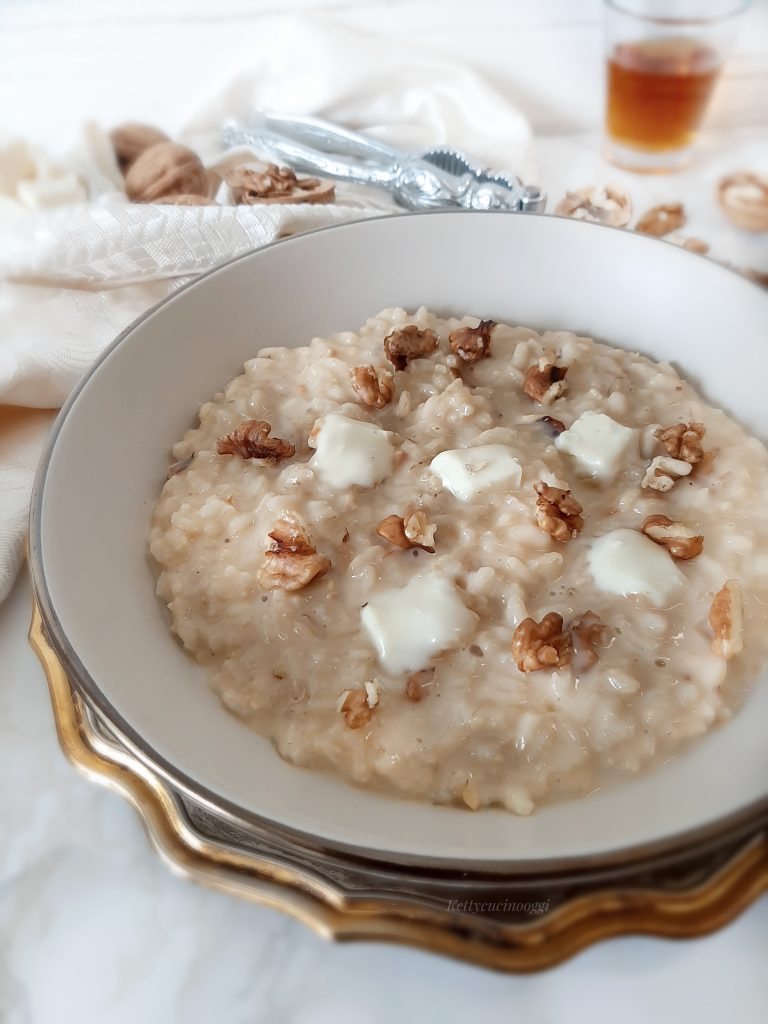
[717,172,768,232]
[110,123,171,174]
[124,142,209,203]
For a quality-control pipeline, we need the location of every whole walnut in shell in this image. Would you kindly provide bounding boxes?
[110,123,170,174]
[124,142,208,203]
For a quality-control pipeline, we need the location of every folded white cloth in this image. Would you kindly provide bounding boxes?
[0,16,533,603]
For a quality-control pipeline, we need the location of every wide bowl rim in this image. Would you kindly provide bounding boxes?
[28,209,768,875]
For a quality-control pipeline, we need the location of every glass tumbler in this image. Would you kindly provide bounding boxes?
[604,0,750,172]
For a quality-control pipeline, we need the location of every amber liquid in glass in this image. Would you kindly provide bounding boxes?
[606,38,721,152]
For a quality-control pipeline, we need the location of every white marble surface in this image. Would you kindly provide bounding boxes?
[1,0,768,1019]
[2,572,767,1020]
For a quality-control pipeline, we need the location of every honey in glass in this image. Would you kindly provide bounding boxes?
[606,38,721,153]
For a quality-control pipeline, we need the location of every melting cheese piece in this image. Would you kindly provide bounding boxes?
[311,414,394,488]
[361,575,477,673]
[555,411,635,482]
[588,529,684,606]
[430,445,522,501]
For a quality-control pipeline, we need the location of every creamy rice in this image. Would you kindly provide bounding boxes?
[149,308,768,814]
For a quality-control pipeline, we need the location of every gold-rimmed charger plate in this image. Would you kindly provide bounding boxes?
[29,596,768,972]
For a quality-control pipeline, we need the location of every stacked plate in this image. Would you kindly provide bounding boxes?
[28,213,768,970]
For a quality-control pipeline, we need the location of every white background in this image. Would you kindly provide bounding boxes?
[1,1,767,1021]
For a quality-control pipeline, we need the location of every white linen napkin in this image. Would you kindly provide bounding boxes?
[0,16,533,603]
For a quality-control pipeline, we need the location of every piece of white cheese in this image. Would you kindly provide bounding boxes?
[555,411,635,482]
[361,575,477,673]
[588,529,684,606]
[429,445,522,501]
[311,414,394,488]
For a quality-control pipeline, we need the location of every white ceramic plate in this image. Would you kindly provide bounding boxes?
[30,212,768,871]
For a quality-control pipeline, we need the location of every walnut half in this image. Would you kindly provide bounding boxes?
[350,365,394,408]
[635,202,687,237]
[217,420,295,461]
[523,360,568,405]
[709,580,744,660]
[256,515,331,591]
[511,613,571,672]
[383,325,438,371]
[534,482,584,542]
[655,422,705,465]
[448,319,496,363]
[641,514,704,560]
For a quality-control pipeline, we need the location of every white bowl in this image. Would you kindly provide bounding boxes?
[29,212,768,871]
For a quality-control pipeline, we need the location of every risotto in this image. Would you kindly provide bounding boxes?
[149,308,768,814]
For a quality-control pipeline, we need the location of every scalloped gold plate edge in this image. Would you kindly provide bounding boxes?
[29,598,768,972]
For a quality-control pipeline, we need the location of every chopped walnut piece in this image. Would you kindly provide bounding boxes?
[534,482,584,541]
[655,422,706,465]
[511,613,571,672]
[523,360,568,405]
[642,455,692,492]
[448,319,496,363]
[383,325,439,371]
[709,580,744,660]
[555,185,632,227]
[539,415,566,437]
[350,365,394,408]
[376,513,435,552]
[375,514,411,549]
[675,236,710,254]
[570,611,607,673]
[635,202,687,237]
[339,688,374,729]
[405,667,435,702]
[225,164,335,205]
[256,515,331,591]
[403,511,437,551]
[217,420,295,461]
[641,514,704,560]
[717,172,768,232]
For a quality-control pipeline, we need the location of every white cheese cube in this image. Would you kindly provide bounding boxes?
[555,411,635,482]
[430,445,522,501]
[311,414,394,488]
[361,575,477,673]
[588,529,684,605]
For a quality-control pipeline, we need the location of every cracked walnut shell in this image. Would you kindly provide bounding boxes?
[225,164,335,205]
[124,142,209,203]
[383,325,439,370]
[534,482,584,541]
[717,172,768,232]
[217,420,295,461]
[511,613,571,672]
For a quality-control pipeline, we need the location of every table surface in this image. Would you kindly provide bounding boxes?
[1,1,767,1021]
